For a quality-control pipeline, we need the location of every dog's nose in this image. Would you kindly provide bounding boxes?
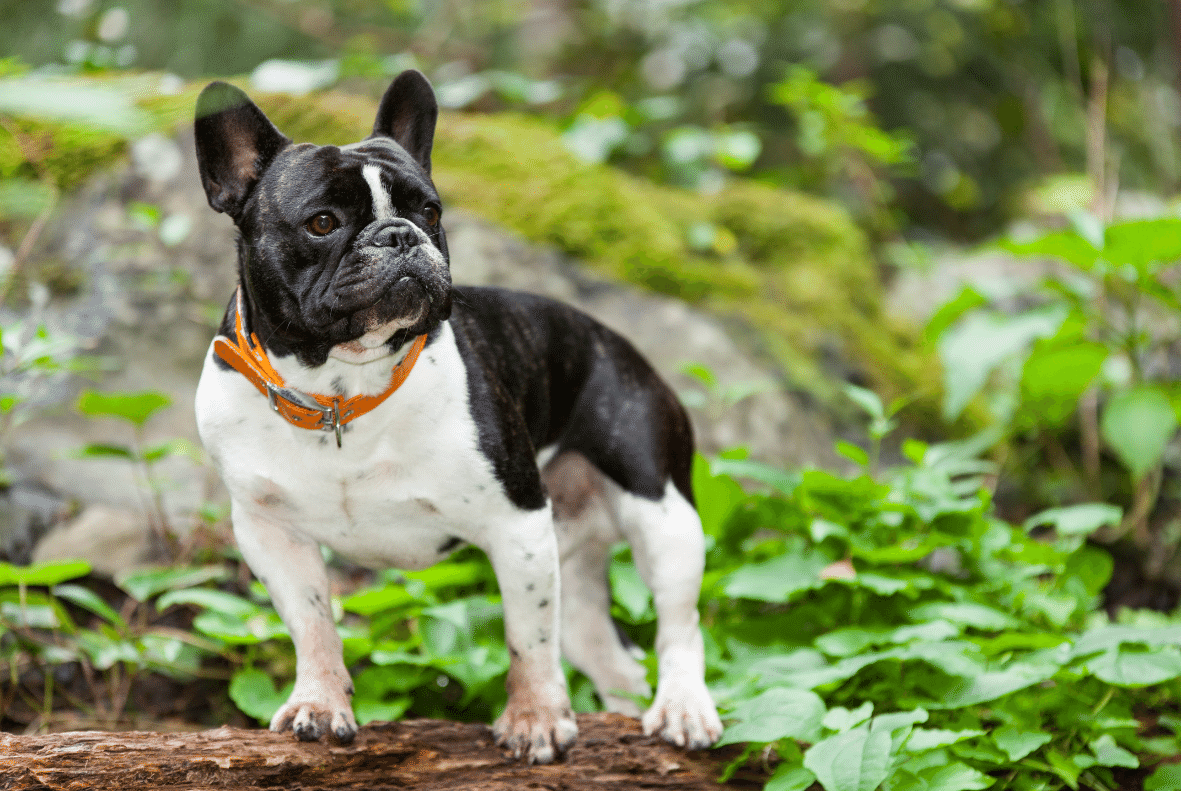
[371,221,416,249]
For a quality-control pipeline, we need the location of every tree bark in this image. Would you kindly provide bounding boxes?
[0,713,757,790]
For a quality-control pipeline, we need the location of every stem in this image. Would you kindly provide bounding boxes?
[41,660,53,730]
[1078,387,1101,496]
[1091,684,1116,716]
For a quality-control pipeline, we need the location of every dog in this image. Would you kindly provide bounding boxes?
[192,70,722,764]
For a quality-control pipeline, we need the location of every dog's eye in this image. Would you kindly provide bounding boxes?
[306,213,338,236]
[423,207,440,227]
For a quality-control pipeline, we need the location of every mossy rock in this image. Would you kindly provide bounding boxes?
[13,77,934,410]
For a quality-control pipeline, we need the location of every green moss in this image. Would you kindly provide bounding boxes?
[0,118,125,192]
[22,81,934,408]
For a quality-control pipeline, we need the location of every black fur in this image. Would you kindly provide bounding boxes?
[449,287,695,509]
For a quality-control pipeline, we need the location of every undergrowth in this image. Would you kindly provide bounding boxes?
[2,388,1180,791]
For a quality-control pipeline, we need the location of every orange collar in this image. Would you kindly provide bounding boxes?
[213,287,428,447]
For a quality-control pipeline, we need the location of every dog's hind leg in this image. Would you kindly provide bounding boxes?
[609,481,722,749]
[544,451,652,716]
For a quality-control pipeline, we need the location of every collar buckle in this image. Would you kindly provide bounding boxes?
[266,382,345,448]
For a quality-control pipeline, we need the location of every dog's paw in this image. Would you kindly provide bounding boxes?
[270,686,358,744]
[493,701,578,764]
[642,679,722,750]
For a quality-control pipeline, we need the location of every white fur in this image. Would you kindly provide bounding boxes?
[547,458,722,749]
[197,321,575,757]
[362,164,396,222]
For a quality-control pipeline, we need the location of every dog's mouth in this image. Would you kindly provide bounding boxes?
[327,275,436,364]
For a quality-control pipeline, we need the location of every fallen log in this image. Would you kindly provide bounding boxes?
[0,713,760,790]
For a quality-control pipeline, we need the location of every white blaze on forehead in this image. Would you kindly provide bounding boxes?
[362,164,396,222]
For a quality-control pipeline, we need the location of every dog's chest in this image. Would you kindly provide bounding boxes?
[196,323,507,568]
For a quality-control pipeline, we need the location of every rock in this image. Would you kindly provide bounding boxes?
[0,481,72,564]
[31,504,153,577]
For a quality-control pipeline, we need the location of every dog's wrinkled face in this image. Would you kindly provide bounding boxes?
[195,71,451,366]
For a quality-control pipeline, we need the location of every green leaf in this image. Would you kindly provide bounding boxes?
[76,629,139,669]
[924,286,987,347]
[906,728,985,752]
[723,550,830,602]
[0,559,90,586]
[709,457,800,496]
[933,656,1064,708]
[1103,218,1181,273]
[681,362,717,388]
[937,307,1067,421]
[52,583,126,630]
[1101,387,1178,480]
[229,667,291,724]
[1024,504,1122,536]
[693,454,746,536]
[1001,230,1099,269]
[142,438,203,463]
[845,385,886,421]
[1088,734,1138,768]
[836,441,869,467]
[1019,341,1107,426]
[1147,764,1181,791]
[341,583,419,616]
[75,389,172,427]
[916,762,995,791]
[717,687,827,745]
[156,588,258,618]
[822,701,874,733]
[766,764,817,791]
[116,566,230,602]
[991,726,1052,761]
[908,602,1018,631]
[609,557,652,622]
[1085,645,1181,687]
[353,696,411,725]
[803,725,893,791]
[72,443,135,460]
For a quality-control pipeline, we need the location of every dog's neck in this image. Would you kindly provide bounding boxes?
[235,285,424,400]
[267,333,423,400]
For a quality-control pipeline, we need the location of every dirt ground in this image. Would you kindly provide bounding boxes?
[0,713,767,790]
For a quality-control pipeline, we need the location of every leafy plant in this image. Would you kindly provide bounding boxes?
[0,558,225,730]
[699,389,1179,790]
[767,66,913,233]
[0,320,101,485]
[934,213,1181,576]
[74,389,202,559]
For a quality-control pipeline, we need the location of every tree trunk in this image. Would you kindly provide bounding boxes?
[0,713,758,790]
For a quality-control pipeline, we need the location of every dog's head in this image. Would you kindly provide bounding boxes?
[195,70,450,366]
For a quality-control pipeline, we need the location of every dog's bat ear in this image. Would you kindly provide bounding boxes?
[194,82,290,218]
[372,70,438,174]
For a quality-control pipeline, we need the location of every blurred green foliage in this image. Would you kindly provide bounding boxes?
[3,0,1179,238]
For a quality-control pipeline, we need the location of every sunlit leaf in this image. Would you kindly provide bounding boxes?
[991,726,1052,761]
[0,559,90,586]
[1024,504,1122,536]
[229,667,291,724]
[803,725,892,791]
[1101,387,1178,480]
[76,389,172,427]
[718,687,826,745]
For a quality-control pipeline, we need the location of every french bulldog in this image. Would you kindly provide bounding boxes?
[192,70,722,764]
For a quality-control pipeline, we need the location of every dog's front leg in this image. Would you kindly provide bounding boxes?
[231,502,357,743]
[483,508,577,764]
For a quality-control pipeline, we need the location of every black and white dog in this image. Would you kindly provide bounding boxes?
[193,70,722,764]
